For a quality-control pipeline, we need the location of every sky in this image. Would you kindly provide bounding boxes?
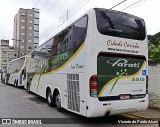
[0,0,159,45]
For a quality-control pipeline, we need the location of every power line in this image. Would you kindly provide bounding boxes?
[66,0,90,21]
[121,0,147,11]
[39,0,82,38]
[39,0,90,41]
[41,0,50,10]
[39,0,147,43]
[39,0,88,40]
[44,0,60,16]
[34,0,42,8]
[35,0,60,28]
[110,0,127,9]
[35,0,50,10]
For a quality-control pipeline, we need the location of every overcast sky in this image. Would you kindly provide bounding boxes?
[0,0,159,45]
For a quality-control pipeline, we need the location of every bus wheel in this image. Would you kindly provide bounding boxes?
[55,91,63,112]
[14,80,17,87]
[47,89,54,107]
[27,83,30,93]
[16,80,18,87]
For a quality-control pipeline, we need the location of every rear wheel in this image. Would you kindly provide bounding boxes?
[47,89,54,107]
[55,91,63,112]
[27,83,30,93]
[14,80,17,87]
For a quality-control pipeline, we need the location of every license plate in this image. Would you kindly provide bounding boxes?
[120,95,130,100]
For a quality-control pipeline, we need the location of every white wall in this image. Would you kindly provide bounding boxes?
[148,63,160,109]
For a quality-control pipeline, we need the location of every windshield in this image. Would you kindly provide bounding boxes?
[95,8,146,40]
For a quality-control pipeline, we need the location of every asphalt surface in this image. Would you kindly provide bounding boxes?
[0,82,159,127]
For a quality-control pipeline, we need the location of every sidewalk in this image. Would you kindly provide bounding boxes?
[128,108,160,120]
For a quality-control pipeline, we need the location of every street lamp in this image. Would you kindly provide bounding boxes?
[12,38,23,57]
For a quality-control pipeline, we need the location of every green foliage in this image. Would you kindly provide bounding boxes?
[148,32,160,62]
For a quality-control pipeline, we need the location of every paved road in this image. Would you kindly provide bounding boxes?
[0,82,158,127]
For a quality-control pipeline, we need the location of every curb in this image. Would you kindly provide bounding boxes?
[127,113,151,120]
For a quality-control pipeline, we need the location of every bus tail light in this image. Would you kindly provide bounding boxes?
[90,75,98,97]
[146,75,148,94]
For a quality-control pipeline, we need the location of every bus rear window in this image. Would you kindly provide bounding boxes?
[95,8,146,40]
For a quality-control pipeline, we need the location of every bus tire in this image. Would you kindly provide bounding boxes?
[55,91,63,112]
[16,80,18,87]
[14,80,17,87]
[27,83,30,93]
[46,89,54,107]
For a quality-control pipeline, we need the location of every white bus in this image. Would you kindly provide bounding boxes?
[7,56,27,87]
[26,8,148,117]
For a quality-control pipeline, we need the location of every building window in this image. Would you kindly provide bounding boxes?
[2,51,7,55]
[21,26,25,29]
[34,18,39,24]
[34,38,39,43]
[34,43,38,48]
[29,14,33,17]
[34,8,39,12]
[8,52,14,57]
[29,20,32,23]
[3,59,7,62]
[2,66,6,70]
[21,20,25,22]
[21,46,24,49]
[9,52,12,55]
[34,31,39,37]
[29,27,32,30]
[22,13,25,16]
[21,40,24,42]
[34,12,39,18]
[34,25,39,31]
[28,40,32,43]
[29,33,32,36]
[21,33,25,36]
[28,47,32,49]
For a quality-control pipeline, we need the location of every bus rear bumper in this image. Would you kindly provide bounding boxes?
[86,94,148,117]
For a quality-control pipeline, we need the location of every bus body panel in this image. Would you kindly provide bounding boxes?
[28,41,87,116]
[86,95,148,117]
[85,8,148,117]
[25,8,148,117]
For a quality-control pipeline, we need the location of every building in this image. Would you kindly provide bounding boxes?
[0,39,16,72]
[13,8,39,57]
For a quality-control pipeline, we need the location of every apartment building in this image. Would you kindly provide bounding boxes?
[0,39,16,72]
[13,8,39,57]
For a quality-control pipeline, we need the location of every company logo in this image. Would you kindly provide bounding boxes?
[107,59,140,68]
[2,119,11,124]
